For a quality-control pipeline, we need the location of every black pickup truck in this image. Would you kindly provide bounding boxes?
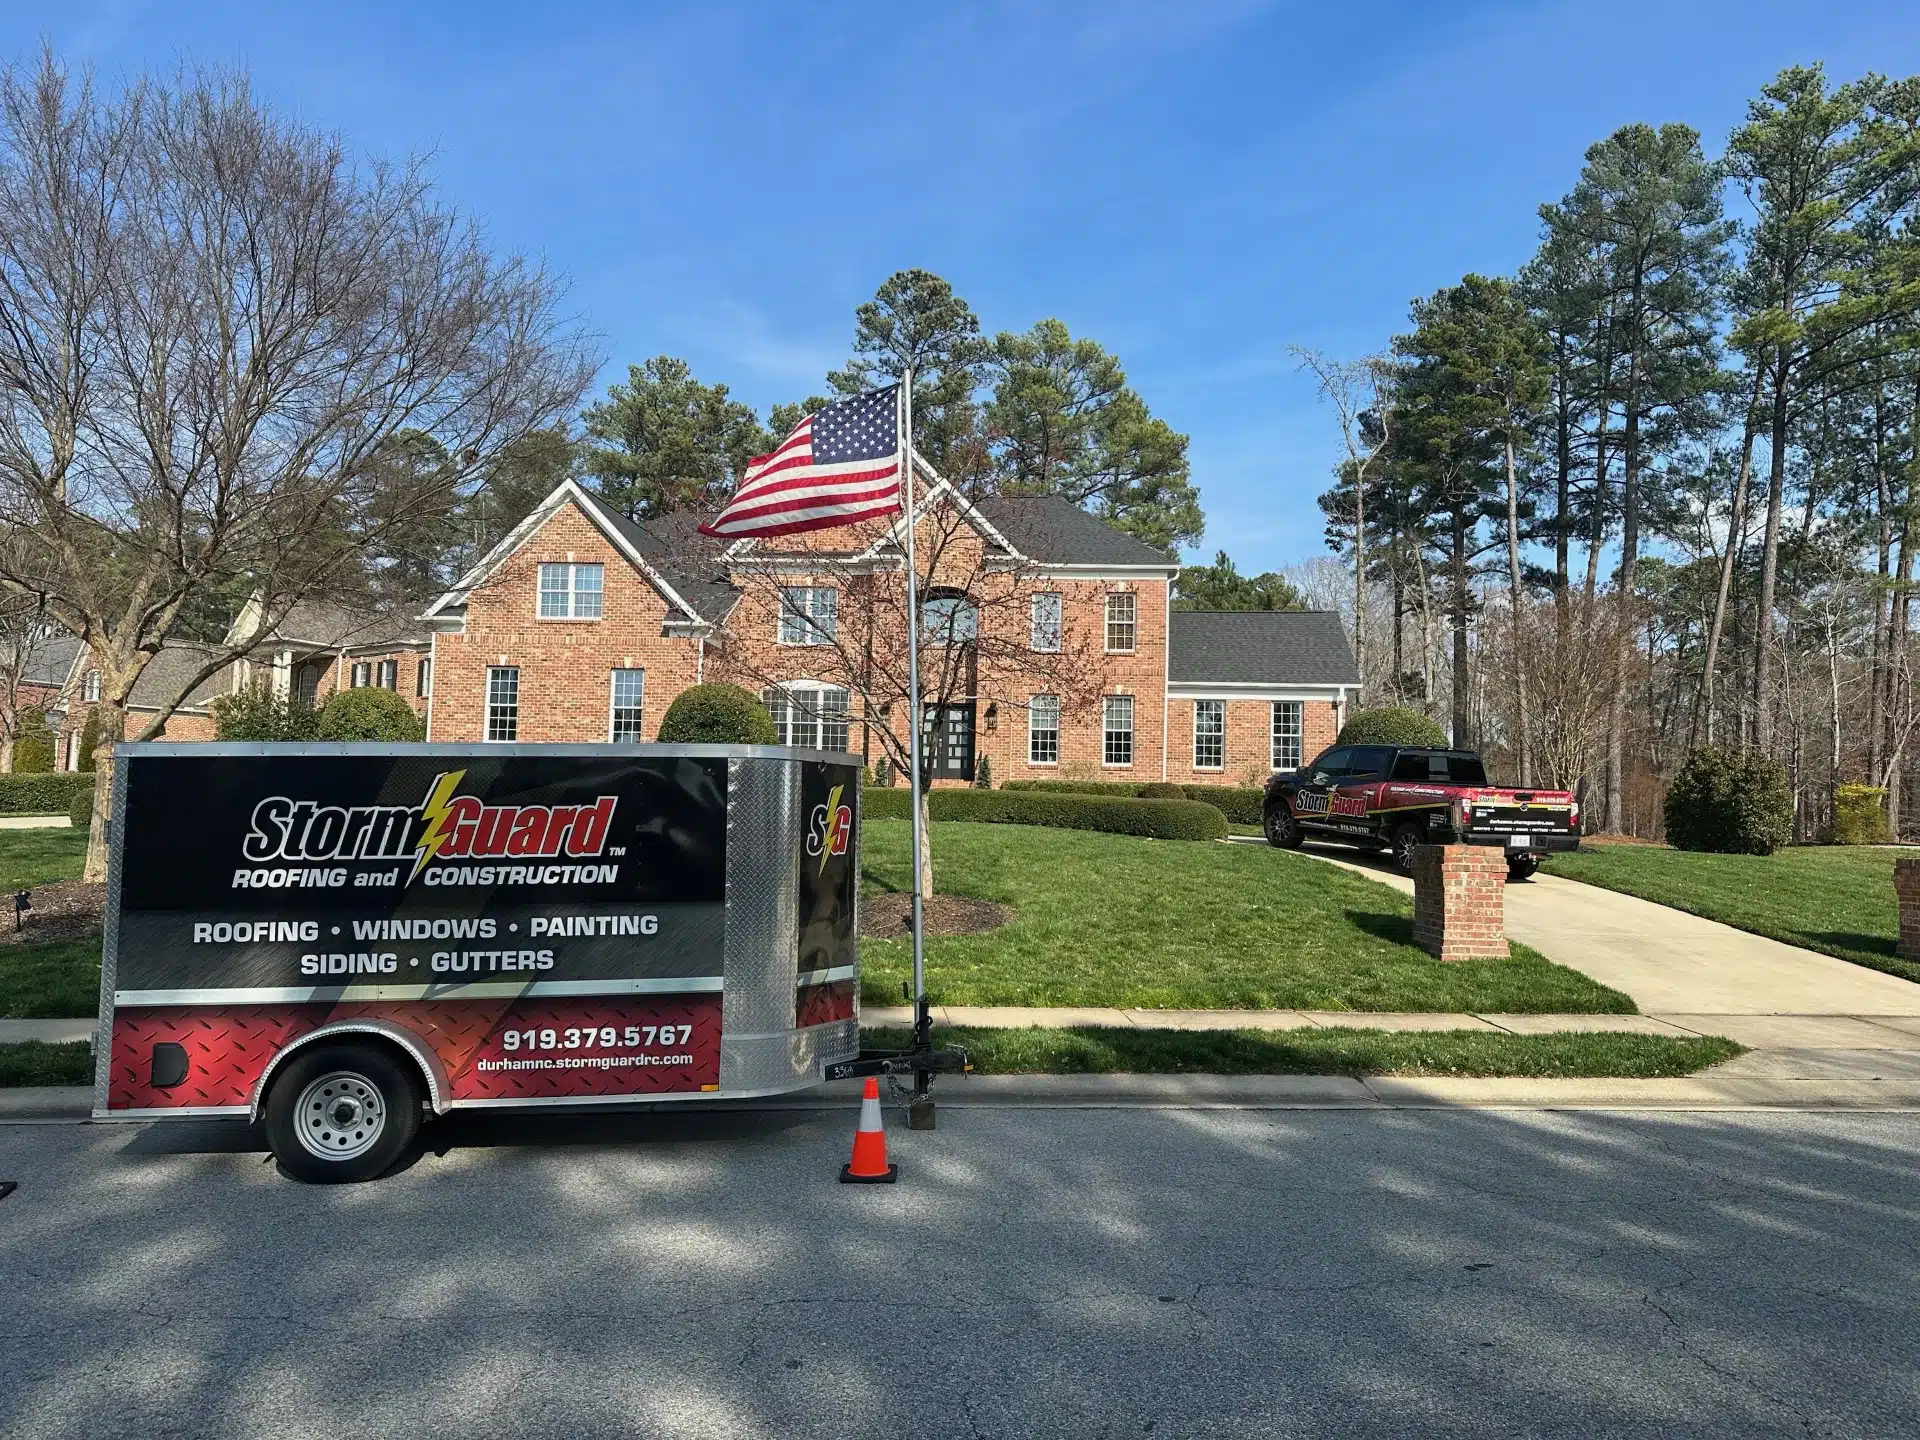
[1262,744,1581,879]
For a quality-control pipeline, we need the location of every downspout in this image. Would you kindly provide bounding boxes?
[1161,574,1171,780]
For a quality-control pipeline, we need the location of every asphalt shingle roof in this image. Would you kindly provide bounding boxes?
[273,600,430,650]
[127,643,228,712]
[19,632,80,689]
[600,506,743,625]
[969,495,1175,567]
[1167,610,1360,686]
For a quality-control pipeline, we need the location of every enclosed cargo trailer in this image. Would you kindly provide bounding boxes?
[93,742,864,1181]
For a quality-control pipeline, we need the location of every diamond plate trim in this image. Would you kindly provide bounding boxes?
[719,757,801,1087]
[92,755,130,1113]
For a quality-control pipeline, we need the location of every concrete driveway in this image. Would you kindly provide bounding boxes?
[4,1105,1919,1438]
[1273,839,1920,1017]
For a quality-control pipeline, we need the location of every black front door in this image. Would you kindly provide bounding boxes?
[923,704,976,782]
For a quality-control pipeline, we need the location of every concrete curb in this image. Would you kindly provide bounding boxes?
[13,1073,1920,1122]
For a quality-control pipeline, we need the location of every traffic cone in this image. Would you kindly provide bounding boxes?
[839,1077,898,1183]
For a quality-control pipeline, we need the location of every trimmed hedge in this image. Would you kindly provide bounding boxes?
[1664,746,1794,855]
[859,784,1226,840]
[316,688,425,741]
[1003,778,1264,824]
[657,683,778,745]
[69,785,95,828]
[0,771,95,815]
[1335,706,1448,748]
[1831,784,1891,846]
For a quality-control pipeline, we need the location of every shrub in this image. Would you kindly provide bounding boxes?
[77,704,105,770]
[1663,746,1794,855]
[1004,778,1266,824]
[974,756,993,789]
[12,707,55,773]
[875,756,894,787]
[0,771,95,815]
[1335,705,1448,749]
[316,688,425,742]
[1139,781,1185,799]
[1184,785,1264,825]
[1831,784,1892,846]
[864,786,910,820]
[657,683,778,745]
[1006,779,1146,797]
[212,684,318,741]
[863,785,1225,840]
[69,784,95,829]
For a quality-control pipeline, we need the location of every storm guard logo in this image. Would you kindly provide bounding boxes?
[1292,790,1369,819]
[240,770,620,884]
[805,784,853,873]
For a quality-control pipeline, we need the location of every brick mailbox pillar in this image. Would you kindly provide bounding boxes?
[1412,844,1509,962]
[1895,860,1920,963]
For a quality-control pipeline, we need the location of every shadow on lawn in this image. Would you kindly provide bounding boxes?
[1345,910,1416,946]
[1804,930,1899,959]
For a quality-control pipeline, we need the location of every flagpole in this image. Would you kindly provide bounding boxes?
[900,369,930,1079]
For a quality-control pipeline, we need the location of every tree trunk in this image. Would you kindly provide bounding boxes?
[1450,507,1469,746]
[916,783,934,902]
[1553,331,1573,670]
[1504,435,1530,783]
[1870,387,1890,782]
[0,736,11,774]
[1353,470,1366,695]
[82,698,125,884]
[1752,355,1792,751]
[1696,369,1763,748]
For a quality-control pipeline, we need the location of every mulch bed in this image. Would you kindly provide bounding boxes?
[0,881,105,946]
[860,892,1013,939]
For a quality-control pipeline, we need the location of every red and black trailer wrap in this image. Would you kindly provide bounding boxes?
[1262,744,1580,876]
[93,742,863,1173]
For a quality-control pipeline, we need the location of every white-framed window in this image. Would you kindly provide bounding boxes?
[1028,694,1060,765]
[1272,701,1303,770]
[83,670,100,702]
[923,594,978,642]
[762,683,850,750]
[1194,699,1225,770]
[538,561,604,619]
[610,668,644,743]
[350,661,371,688]
[417,658,432,698]
[1030,592,1062,652]
[1105,592,1137,653]
[377,659,397,691]
[485,666,519,742]
[1103,695,1134,767]
[777,586,838,646]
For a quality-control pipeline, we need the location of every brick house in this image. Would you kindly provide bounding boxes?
[52,600,431,767]
[418,465,1360,785]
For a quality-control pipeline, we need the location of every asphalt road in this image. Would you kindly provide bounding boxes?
[3,1103,1918,1439]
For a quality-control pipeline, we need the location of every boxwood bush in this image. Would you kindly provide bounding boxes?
[69,785,95,828]
[1334,706,1448,748]
[316,688,425,741]
[656,683,778,745]
[0,771,96,815]
[860,785,1226,840]
[1663,746,1794,855]
[1003,778,1264,824]
[1830,783,1892,846]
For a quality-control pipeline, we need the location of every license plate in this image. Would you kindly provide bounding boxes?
[1507,834,1530,849]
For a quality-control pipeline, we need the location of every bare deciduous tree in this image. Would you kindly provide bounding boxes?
[0,55,596,878]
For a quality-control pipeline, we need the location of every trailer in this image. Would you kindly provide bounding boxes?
[93,742,877,1181]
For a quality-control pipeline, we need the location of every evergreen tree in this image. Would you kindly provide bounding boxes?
[1174,552,1304,611]
[580,356,767,520]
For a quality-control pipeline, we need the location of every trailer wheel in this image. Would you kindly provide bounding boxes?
[264,1041,422,1184]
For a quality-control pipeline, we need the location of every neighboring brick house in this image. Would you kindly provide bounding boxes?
[419,466,1360,785]
[53,599,431,767]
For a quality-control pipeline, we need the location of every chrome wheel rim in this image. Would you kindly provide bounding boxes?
[294,1070,386,1162]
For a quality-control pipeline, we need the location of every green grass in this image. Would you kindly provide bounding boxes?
[862,819,1633,1013]
[0,1040,91,1087]
[862,1025,1742,1077]
[1544,843,1920,985]
[0,826,88,890]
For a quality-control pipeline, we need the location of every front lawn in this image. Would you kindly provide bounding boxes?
[0,829,100,1019]
[863,1025,1741,1077]
[0,1039,91,1087]
[862,820,1633,1013]
[0,827,89,890]
[1544,843,1920,985]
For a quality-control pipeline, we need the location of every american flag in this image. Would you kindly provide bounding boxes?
[699,384,904,539]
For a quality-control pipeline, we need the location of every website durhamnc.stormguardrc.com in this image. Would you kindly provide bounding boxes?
[475,1052,695,1074]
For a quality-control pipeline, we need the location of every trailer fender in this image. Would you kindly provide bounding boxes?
[250,1021,450,1122]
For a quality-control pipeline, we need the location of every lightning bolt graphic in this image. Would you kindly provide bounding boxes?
[409,769,467,884]
[818,783,843,874]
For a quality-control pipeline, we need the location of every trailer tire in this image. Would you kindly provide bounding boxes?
[264,1041,422,1184]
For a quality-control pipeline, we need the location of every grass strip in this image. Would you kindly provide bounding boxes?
[861,1025,1743,1078]
[0,827,89,891]
[0,1040,91,1087]
[0,936,102,1019]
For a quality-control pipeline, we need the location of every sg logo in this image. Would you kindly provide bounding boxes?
[806,783,853,872]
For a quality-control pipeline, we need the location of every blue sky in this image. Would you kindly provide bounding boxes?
[5,1,1918,568]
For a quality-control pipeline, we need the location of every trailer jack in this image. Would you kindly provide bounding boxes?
[824,1005,969,1130]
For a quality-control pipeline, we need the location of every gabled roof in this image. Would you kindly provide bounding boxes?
[422,479,728,629]
[126,642,227,713]
[1168,610,1360,687]
[17,631,81,689]
[268,599,430,651]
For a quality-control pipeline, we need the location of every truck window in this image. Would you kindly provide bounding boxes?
[1445,754,1488,785]
[1307,747,1351,780]
[1391,751,1436,781]
[1345,747,1393,780]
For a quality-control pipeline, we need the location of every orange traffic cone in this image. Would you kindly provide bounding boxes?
[839,1077,898,1183]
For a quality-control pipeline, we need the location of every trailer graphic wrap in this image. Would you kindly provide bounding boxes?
[795,761,859,1027]
[105,752,732,1107]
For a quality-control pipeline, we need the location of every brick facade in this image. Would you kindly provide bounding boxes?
[1164,698,1340,788]
[1895,859,1920,963]
[1411,844,1509,962]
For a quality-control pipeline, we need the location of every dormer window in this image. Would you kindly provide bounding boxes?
[539,562,604,619]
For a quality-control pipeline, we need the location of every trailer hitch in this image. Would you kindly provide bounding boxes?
[825,1041,970,1131]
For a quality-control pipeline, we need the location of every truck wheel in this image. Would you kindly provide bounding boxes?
[1391,823,1426,876]
[1264,804,1302,849]
[1507,854,1540,882]
[264,1041,422,1184]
